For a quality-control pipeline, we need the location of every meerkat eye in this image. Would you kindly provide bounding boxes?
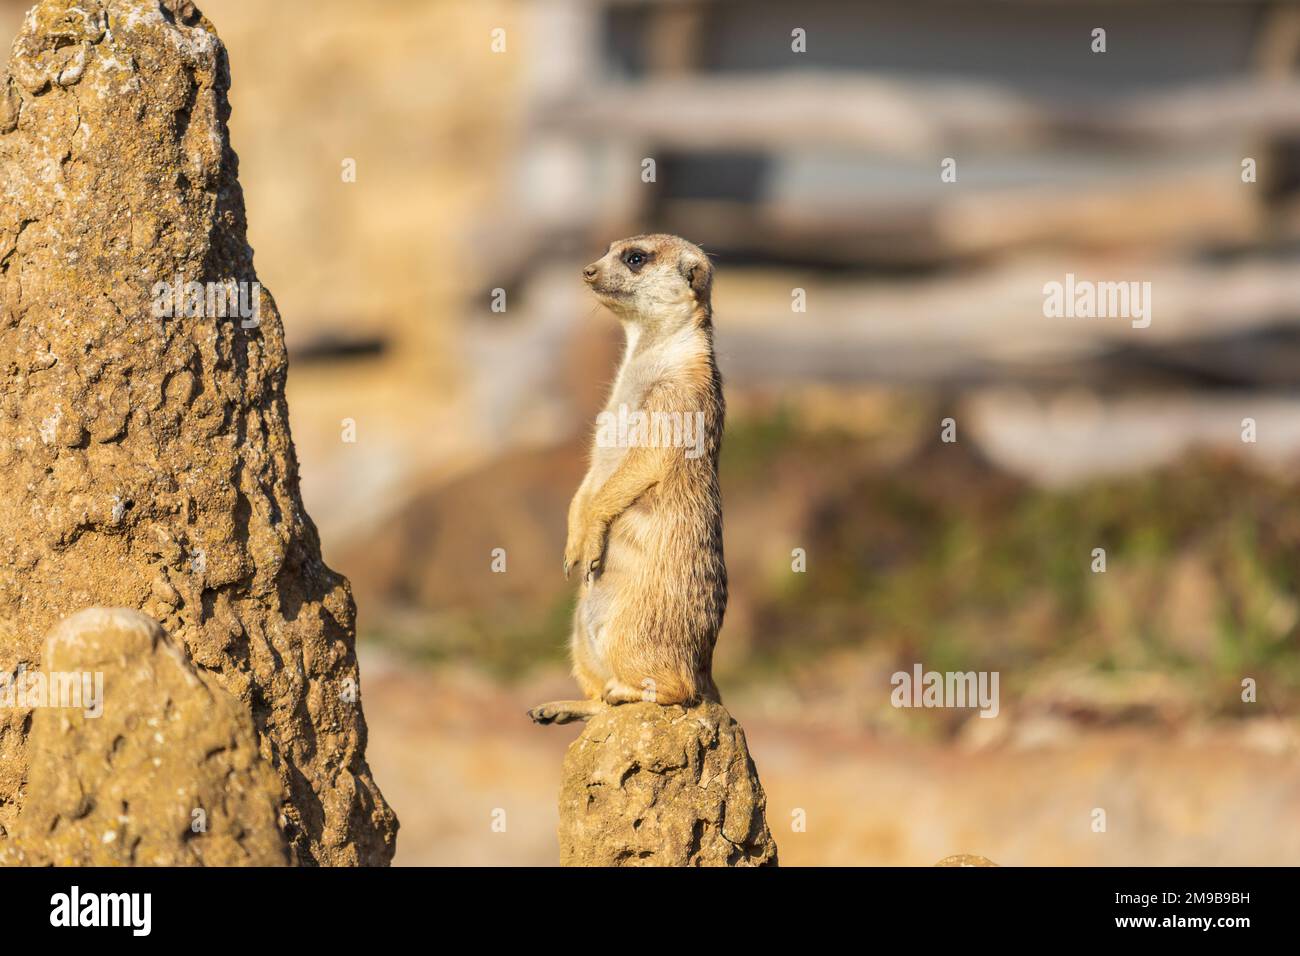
[623,250,647,271]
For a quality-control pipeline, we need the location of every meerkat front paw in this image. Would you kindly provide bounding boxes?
[564,525,607,582]
[562,529,584,580]
[562,544,584,580]
[579,527,608,582]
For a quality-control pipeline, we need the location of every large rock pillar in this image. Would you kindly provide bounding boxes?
[0,0,396,864]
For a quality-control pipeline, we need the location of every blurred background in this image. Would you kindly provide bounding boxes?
[5,0,1300,865]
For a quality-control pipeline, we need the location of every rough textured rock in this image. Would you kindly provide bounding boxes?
[0,608,287,866]
[558,701,778,866]
[0,0,396,864]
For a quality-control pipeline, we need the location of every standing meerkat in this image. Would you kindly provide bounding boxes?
[529,234,726,725]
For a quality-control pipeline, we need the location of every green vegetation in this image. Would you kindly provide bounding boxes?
[733,410,1300,717]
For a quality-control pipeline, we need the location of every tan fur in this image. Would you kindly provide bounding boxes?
[529,235,727,725]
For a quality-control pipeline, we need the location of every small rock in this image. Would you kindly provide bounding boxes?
[0,608,287,866]
[558,700,778,866]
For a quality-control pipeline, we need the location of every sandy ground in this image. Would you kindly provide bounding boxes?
[359,648,1300,867]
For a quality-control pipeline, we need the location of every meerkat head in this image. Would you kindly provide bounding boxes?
[582,234,713,330]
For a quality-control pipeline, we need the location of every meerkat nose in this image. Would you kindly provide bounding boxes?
[582,265,599,283]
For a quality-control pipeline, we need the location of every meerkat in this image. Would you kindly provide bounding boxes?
[528,234,726,725]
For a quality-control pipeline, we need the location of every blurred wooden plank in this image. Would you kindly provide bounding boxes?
[966,390,1300,488]
[655,166,1259,264]
[711,255,1300,386]
[537,75,1300,157]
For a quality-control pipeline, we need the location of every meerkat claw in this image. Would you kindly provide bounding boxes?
[585,559,601,583]
[527,705,558,725]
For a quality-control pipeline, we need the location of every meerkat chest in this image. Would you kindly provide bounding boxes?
[588,328,712,481]
[593,359,670,456]
[588,367,655,481]
[605,356,658,416]
[609,328,705,412]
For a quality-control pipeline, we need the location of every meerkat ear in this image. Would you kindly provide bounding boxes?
[679,250,713,301]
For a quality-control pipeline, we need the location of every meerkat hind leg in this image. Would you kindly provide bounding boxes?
[527,698,606,725]
[604,667,697,706]
[601,679,647,705]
